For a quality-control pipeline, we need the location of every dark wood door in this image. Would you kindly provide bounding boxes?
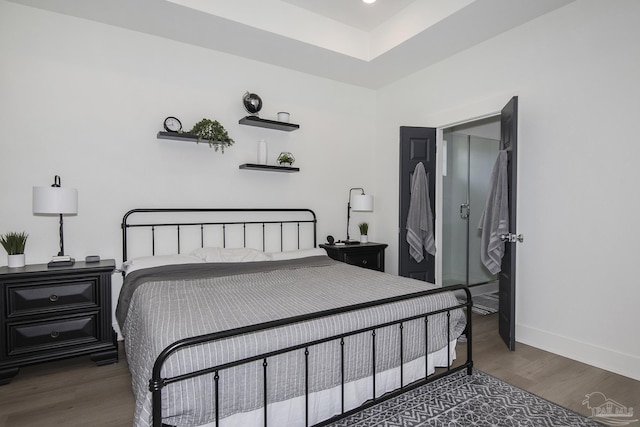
[399,127,436,282]
[499,96,518,350]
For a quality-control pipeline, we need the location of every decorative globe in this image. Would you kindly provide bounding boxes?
[243,92,262,115]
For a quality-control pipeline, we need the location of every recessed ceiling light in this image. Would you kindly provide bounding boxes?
[363,0,376,4]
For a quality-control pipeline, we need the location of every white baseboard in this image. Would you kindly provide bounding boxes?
[517,323,640,381]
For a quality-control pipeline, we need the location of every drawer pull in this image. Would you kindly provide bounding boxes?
[362,260,368,265]
[50,331,60,339]
[49,294,59,302]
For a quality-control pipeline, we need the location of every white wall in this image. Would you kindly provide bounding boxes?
[375,0,640,380]
[0,2,377,331]
[2,0,639,382]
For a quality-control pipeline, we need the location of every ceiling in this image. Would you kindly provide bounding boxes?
[281,0,420,31]
[8,0,574,89]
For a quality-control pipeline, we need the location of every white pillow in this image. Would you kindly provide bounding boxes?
[268,248,327,261]
[122,254,204,275]
[190,247,272,263]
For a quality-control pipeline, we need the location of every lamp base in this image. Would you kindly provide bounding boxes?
[48,257,75,268]
[341,240,361,245]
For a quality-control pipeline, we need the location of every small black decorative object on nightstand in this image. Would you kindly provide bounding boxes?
[0,260,118,385]
[320,242,388,272]
[163,116,182,132]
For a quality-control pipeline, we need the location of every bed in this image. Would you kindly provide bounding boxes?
[116,208,473,427]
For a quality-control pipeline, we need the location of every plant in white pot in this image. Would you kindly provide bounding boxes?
[1,231,28,268]
[358,222,369,243]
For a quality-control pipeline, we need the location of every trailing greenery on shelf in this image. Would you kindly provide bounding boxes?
[358,222,369,235]
[0,231,28,255]
[189,118,235,153]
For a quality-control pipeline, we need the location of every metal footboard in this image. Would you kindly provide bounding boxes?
[150,284,473,427]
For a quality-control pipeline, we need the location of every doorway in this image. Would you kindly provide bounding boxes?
[431,95,518,350]
[442,116,500,294]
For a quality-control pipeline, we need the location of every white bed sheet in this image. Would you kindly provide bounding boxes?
[190,339,457,427]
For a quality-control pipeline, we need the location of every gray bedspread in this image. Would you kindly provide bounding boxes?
[118,256,466,427]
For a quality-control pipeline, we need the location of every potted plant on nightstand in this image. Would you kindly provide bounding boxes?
[189,118,235,153]
[358,222,369,244]
[1,231,28,268]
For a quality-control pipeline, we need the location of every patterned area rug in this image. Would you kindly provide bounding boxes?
[470,292,499,315]
[327,369,604,426]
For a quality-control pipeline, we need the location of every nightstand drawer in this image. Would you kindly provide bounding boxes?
[344,252,380,270]
[7,314,98,356]
[8,280,98,317]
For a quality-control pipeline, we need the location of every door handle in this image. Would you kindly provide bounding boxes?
[500,233,524,243]
[459,203,470,219]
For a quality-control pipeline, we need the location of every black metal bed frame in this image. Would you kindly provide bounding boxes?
[120,208,473,427]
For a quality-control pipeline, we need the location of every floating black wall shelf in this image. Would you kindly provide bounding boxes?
[239,164,300,173]
[239,116,299,132]
[157,131,200,142]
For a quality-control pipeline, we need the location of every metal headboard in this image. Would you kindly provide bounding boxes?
[121,208,317,262]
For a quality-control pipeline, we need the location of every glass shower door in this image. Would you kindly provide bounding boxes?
[442,132,499,287]
[442,132,470,286]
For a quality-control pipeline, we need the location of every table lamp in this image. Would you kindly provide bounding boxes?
[33,175,78,266]
[346,187,373,243]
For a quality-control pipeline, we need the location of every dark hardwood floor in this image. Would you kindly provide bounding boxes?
[0,313,638,426]
[456,313,640,420]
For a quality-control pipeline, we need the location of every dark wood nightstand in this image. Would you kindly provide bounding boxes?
[320,242,388,272]
[0,260,118,385]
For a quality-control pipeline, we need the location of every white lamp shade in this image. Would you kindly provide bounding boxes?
[351,194,373,211]
[33,186,78,214]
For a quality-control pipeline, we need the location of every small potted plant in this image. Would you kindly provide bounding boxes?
[1,231,28,268]
[358,222,369,243]
[277,152,295,166]
[189,118,235,153]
